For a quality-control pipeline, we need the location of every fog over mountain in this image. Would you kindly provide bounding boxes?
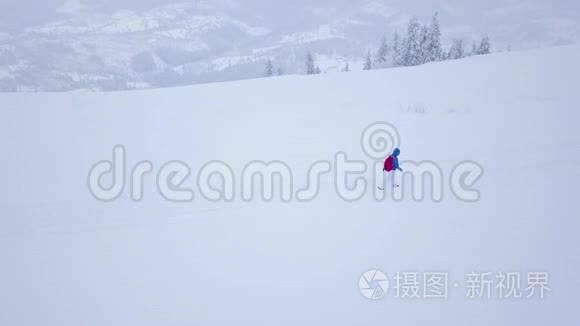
[1,0,579,91]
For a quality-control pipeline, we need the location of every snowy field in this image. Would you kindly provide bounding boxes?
[1,45,579,325]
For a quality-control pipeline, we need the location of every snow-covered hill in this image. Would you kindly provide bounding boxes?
[0,45,579,325]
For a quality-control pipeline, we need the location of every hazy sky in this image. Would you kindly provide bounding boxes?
[0,0,577,29]
[1,0,580,48]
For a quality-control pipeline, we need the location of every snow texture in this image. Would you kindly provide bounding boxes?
[0,45,579,325]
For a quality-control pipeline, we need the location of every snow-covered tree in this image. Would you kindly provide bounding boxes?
[305,51,316,75]
[343,62,351,72]
[363,49,373,70]
[418,24,430,64]
[449,39,465,60]
[402,16,422,66]
[470,42,478,56]
[264,58,274,77]
[477,36,491,55]
[276,67,283,76]
[391,31,403,67]
[425,12,442,62]
[375,35,390,67]
[315,66,322,74]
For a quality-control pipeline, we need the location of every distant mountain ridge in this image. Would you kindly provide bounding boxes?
[0,1,575,91]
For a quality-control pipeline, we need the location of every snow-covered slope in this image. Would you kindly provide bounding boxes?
[0,45,579,325]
